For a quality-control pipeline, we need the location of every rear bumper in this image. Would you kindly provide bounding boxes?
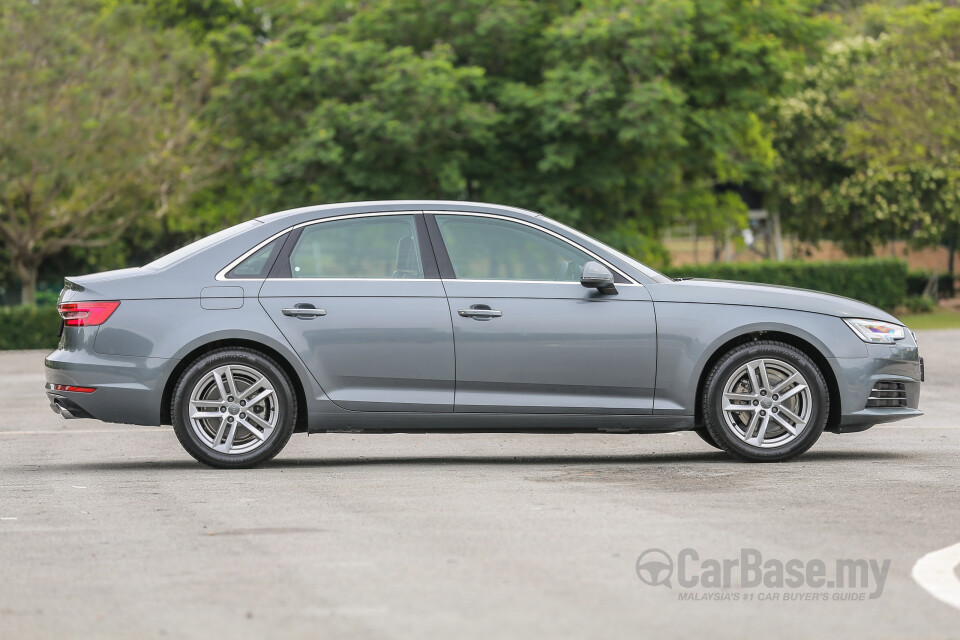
[46,390,96,419]
[44,349,171,425]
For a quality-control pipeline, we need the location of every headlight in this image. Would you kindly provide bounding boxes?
[843,318,906,344]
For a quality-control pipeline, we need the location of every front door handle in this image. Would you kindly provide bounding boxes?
[282,306,327,319]
[458,308,502,318]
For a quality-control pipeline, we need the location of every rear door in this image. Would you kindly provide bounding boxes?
[258,212,454,412]
[427,212,658,414]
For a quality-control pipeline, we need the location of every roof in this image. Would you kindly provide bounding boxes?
[255,200,544,226]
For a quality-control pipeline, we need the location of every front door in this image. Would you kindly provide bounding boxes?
[428,213,657,414]
[259,213,455,412]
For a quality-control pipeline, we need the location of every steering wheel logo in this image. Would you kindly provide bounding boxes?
[635,549,674,588]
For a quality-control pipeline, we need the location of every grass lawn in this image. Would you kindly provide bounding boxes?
[898,309,960,330]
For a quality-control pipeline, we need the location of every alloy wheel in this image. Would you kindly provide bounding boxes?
[720,358,812,448]
[188,364,279,455]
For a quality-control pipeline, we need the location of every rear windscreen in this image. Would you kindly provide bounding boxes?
[145,220,262,271]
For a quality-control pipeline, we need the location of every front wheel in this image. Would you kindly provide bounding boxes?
[171,348,297,468]
[701,340,829,462]
[693,428,722,450]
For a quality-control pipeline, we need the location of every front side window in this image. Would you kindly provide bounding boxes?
[435,215,593,282]
[288,215,423,279]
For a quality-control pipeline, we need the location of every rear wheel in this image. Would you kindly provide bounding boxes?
[171,348,297,468]
[702,340,829,462]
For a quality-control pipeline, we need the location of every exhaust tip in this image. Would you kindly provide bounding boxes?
[50,399,77,420]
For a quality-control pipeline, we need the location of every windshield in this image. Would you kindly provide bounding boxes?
[546,219,673,284]
[145,220,262,270]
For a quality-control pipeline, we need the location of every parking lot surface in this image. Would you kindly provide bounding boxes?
[1,331,959,638]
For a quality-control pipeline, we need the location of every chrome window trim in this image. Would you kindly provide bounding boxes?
[216,229,291,282]
[216,209,641,286]
[425,210,640,286]
[215,211,423,282]
[261,278,443,283]
[447,279,641,287]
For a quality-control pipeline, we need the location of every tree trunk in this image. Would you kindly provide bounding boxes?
[14,260,38,307]
[948,238,956,278]
[770,209,785,262]
[693,224,699,264]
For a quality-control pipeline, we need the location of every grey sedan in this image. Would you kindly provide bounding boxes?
[45,201,923,467]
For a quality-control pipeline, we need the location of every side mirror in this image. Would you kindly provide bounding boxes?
[580,261,617,295]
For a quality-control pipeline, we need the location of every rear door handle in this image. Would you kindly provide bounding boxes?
[457,308,502,318]
[282,307,327,318]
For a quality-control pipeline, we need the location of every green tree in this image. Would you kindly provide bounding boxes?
[213,32,498,210]
[772,3,960,272]
[847,2,960,275]
[486,0,825,257]
[771,36,890,254]
[0,0,211,304]
[203,0,827,265]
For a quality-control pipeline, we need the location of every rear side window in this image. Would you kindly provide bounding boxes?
[225,236,284,279]
[288,215,423,279]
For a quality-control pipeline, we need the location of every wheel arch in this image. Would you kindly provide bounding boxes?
[160,338,309,433]
[693,330,841,432]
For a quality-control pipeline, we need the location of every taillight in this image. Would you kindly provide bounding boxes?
[57,301,120,327]
[50,384,96,393]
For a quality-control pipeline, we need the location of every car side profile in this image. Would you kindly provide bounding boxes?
[45,201,923,467]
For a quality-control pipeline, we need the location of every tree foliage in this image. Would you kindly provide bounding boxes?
[0,0,212,303]
[201,0,828,265]
[217,33,498,206]
[9,0,957,302]
[772,3,960,264]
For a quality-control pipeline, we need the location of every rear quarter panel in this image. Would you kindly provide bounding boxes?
[87,297,336,428]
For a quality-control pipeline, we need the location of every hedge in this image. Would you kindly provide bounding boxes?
[662,258,908,311]
[0,258,915,349]
[0,305,62,350]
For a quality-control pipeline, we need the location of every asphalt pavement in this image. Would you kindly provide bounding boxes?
[1,331,959,639]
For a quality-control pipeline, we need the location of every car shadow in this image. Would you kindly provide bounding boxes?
[33,448,911,472]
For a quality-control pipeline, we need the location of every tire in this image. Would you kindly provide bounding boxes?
[701,340,829,462]
[693,428,722,450]
[171,347,297,468]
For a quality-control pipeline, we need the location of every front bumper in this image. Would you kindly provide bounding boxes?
[827,340,923,433]
[832,407,924,433]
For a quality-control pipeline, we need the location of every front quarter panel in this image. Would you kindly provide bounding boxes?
[652,301,868,414]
